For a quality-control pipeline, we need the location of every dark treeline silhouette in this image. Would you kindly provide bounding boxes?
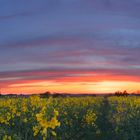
[114,90,129,96]
[0,90,140,98]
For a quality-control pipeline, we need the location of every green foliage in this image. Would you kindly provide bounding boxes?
[1,96,140,140]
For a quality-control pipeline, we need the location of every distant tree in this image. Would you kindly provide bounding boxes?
[115,91,120,96]
[115,90,129,96]
[40,91,51,98]
[123,90,129,96]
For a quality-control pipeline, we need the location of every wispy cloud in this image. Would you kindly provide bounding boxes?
[0,0,140,93]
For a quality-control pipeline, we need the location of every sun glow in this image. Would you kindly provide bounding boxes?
[2,80,140,94]
[89,81,140,93]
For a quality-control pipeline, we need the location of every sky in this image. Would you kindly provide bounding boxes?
[0,0,140,94]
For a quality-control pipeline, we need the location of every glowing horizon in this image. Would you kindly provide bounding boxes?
[1,71,140,94]
[0,0,140,94]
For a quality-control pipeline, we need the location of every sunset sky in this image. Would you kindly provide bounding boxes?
[0,0,140,94]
